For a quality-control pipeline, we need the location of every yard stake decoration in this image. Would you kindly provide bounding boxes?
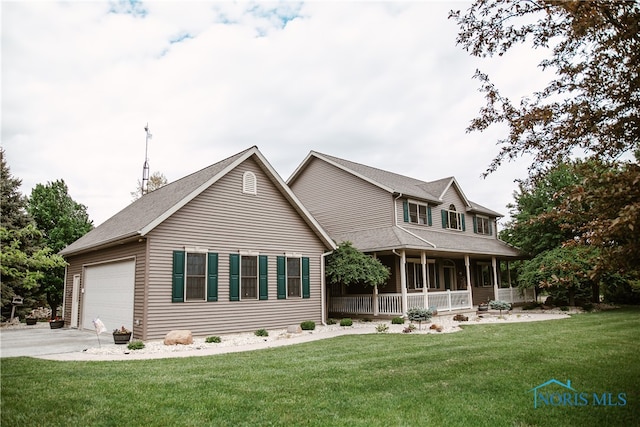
[93,318,107,347]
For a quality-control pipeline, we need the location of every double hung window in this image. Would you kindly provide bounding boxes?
[442,204,465,231]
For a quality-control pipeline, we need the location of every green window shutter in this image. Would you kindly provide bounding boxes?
[473,216,478,234]
[402,200,409,223]
[172,251,185,303]
[441,210,447,228]
[259,255,268,300]
[302,257,310,299]
[461,214,466,231]
[427,206,432,226]
[207,253,218,302]
[229,254,240,301]
[277,256,286,299]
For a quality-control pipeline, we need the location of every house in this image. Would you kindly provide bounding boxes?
[287,151,530,318]
[60,147,335,340]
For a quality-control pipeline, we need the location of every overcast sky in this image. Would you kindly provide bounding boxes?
[3,1,550,227]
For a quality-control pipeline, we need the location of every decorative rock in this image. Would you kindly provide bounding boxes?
[287,325,302,334]
[164,330,193,345]
[453,314,469,322]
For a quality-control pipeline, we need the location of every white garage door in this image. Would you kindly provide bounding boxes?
[82,260,135,333]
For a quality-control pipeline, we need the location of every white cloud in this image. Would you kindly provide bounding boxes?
[3,1,548,227]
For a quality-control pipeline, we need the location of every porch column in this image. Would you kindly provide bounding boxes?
[373,253,379,316]
[421,251,428,309]
[400,250,408,317]
[507,261,514,303]
[465,255,472,308]
[492,256,499,302]
[373,285,379,316]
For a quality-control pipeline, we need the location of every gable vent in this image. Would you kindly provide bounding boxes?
[242,171,257,194]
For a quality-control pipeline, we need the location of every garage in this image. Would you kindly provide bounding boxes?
[82,260,135,333]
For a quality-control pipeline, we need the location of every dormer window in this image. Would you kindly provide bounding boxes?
[442,204,465,231]
[242,171,257,194]
[474,215,492,235]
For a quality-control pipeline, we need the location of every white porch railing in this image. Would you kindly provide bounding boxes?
[496,287,535,304]
[329,290,472,316]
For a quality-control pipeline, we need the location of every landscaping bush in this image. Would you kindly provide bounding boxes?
[375,323,389,333]
[127,341,145,350]
[326,318,337,325]
[391,317,404,324]
[255,329,269,337]
[340,318,353,327]
[406,307,433,330]
[489,300,512,315]
[300,321,316,331]
[206,336,221,343]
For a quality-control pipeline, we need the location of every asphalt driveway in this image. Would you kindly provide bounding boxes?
[0,324,101,358]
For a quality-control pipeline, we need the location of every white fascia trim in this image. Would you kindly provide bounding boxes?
[438,177,472,208]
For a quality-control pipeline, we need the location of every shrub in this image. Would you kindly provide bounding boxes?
[489,300,512,315]
[406,307,433,330]
[375,323,389,333]
[391,317,405,324]
[205,336,221,343]
[340,318,353,327]
[255,329,269,337]
[300,320,316,331]
[326,318,337,325]
[403,324,416,333]
[127,340,145,350]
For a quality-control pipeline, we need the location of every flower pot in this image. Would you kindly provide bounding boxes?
[26,318,37,325]
[49,320,64,329]
[478,305,489,312]
[113,333,132,345]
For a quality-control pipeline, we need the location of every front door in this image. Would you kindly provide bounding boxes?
[443,264,456,290]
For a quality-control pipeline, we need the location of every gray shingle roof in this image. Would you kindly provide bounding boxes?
[302,151,503,217]
[332,226,522,258]
[60,147,336,256]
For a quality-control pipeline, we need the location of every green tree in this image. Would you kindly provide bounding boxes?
[28,180,93,317]
[0,148,32,231]
[325,242,390,288]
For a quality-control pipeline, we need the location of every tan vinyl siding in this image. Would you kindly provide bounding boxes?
[63,240,146,338]
[289,157,393,236]
[144,157,328,340]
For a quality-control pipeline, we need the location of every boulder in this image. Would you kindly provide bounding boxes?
[287,325,302,334]
[164,330,193,345]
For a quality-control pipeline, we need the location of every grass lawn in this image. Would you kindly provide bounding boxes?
[2,308,639,426]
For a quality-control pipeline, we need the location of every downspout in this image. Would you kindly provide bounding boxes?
[321,250,333,326]
[394,193,437,248]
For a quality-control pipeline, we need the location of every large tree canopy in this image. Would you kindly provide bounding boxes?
[450,0,639,176]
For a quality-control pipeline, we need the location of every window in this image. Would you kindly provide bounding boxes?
[287,257,301,297]
[242,171,257,194]
[404,201,432,225]
[474,215,492,235]
[442,204,465,231]
[477,262,493,287]
[277,256,310,299]
[241,256,258,299]
[427,260,438,289]
[186,253,206,301]
[172,251,218,303]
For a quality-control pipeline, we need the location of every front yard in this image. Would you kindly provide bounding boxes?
[2,307,638,426]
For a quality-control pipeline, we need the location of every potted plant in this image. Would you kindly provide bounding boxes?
[113,326,132,344]
[26,315,37,325]
[49,316,64,329]
[478,301,489,312]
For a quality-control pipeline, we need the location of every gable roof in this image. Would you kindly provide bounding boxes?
[60,146,335,256]
[288,151,503,217]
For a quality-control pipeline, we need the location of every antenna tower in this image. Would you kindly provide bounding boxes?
[141,123,152,196]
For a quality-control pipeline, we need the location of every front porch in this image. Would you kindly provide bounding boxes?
[329,287,535,317]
